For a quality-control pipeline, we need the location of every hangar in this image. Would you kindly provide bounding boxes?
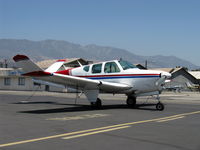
[189,71,200,84]
[152,67,199,91]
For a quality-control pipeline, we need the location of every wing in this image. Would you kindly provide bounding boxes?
[42,73,132,93]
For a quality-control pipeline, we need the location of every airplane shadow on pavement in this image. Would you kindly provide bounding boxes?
[16,101,158,114]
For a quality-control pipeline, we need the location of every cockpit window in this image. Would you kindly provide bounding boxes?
[83,66,89,72]
[92,63,102,73]
[118,60,137,70]
[104,62,120,73]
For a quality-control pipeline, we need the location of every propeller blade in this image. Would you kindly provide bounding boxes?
[155,75,167,86]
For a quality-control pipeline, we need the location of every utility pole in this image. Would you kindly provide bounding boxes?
[4,59,8,68]
[0,61,3,68]
[145,60,147,69]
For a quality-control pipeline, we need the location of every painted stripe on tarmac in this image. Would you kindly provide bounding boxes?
[156,116,185,122]
[62,126,130,140]
[0,110,200,148]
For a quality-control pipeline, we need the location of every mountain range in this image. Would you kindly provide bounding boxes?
[0,39,199,69]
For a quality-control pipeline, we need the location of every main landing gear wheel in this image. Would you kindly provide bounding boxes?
[91,98,102,109]
[126,96,136,107]
[156,102,164,111]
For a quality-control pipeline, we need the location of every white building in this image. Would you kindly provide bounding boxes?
[0,68,43,91]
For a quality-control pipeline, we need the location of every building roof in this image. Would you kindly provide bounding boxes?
[189,71,200,79]
[151,67,184,73]
[170,68,183,74]
[36,59,57,69]
[0,68,15,71]
[0,68,22,76]
[151,68,174,73]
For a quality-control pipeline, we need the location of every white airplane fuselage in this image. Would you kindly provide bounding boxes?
[56,60,171,95]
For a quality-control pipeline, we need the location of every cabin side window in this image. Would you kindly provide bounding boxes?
[57,65,65,71]
[83,66,89,72]
[92,64,102,74]
[104,62,120,73]
[118,60,137,70]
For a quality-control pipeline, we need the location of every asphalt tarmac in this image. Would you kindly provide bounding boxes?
[0,91,200,150]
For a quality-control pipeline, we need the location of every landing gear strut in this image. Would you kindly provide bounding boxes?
[91,98,102,109]
[126,96,136,107]
[156,95,164,111]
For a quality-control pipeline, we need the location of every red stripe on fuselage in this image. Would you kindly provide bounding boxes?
[77,74,160,78]
[54,70,160,78]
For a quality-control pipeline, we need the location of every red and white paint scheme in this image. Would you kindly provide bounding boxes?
[13,54,171,110]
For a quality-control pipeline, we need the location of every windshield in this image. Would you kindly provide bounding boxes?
[118,60,137,70]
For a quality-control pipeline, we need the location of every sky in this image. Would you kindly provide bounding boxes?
[0,0,200,66]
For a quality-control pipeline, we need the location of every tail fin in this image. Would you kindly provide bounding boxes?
[13,55,50,76]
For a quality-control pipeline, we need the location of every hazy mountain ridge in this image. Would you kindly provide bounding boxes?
[0,39,199,69]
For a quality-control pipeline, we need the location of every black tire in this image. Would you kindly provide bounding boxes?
[96,98,102,108]
[156,102,164,111]
[126,96,136,107]
[91,98,102,109]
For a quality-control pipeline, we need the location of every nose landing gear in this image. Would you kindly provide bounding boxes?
[156,102,164,111]
[126,94,165,111]
[156,95,164,111]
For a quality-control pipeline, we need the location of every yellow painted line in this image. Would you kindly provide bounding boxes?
[0,119,153,148]
[0,125,128,148]
[152,110,200,122]
[178,110,200,116]
[156,116,185,122]
[62,126,130,140]
[1,110,200,148]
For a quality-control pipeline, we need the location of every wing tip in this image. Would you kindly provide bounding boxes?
[13,55,29,62]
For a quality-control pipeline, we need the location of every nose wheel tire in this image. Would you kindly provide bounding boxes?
[156,102,164,111]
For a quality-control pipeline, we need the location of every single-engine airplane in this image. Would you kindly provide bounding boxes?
[13,55,171,111]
